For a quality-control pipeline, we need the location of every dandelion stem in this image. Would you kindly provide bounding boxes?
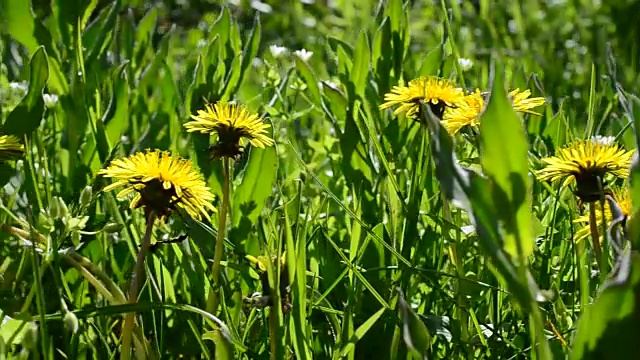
[121,210,156,360]
[208,156,230,314]
[589,203,604,272]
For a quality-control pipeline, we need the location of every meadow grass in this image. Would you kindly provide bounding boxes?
[2,0,640,359]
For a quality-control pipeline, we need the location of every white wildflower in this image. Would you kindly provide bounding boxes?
[591,135,616,146]
[269,45,288,58]
[294,49,313,62]
[43,94,58,108]
[457,58,473,71]
[251,0,273,13]
[9,81,28,93]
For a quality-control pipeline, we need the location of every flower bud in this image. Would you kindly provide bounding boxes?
[63,311,79,334]
[49,197,60,219]
[71,231,81,246]
[79,186,92,208]
[57,197,69,218]
[102,222,123,233]
[22,322,38,349]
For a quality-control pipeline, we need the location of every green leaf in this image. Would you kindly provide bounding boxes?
[284,203,312,360]
[138,28,173,91]
[134,7,159,60]
[84,1,120,70]
[103,65,130,155]
[420,102,551,358]
[398,289,430,359]
[203,329,234,360]
[232,145,278,228]
[296,58,322,106]
[339,306,387,357]
[2,47,49,138]
[351,32,370,98]
[0,317,28,345]
[480,60,533,260]
[572,250,640,360]
[3,0,68,94]
[227,14,261,97]
[372,17,392,93]
[418,45,444,77]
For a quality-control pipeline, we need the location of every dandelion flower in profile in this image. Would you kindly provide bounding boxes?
[99,150,216,220]
[573,187,632,242]
[185,102,274,159]
[441,89,546,135]
[0,135,24,161]
[535,139,634,203]
[380,76,465,120]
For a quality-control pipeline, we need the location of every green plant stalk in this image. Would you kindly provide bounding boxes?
[268,259,284,360]
[589,203,604,275]
[599,195,610,277]
[207,156,230,314]
[445,202,471,358]
[121,210,156,360]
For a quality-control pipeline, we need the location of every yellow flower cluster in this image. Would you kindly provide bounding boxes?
[379,76,546,134]
[99,102,274,220]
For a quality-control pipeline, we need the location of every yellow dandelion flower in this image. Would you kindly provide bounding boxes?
[574,187,632,242]
[185,102,274,159]
[99,150,216,221]
[379,76,465,120]
[0,135,24,161]
[441,89,546,135]
[535,138,635,203]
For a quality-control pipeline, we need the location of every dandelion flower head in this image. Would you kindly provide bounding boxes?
[536,139,634,202]
[380,76,465,120]
[441,89,546,135]
[99,150,216,221]
[0,135,24,162]
[574,187,632,242]
[185,102,274,159]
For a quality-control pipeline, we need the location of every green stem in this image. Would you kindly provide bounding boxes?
[445,201,471,358]
[121,210,156,360]
[207,156,230,314]
[268,258,284,360]
[589,203,604,274]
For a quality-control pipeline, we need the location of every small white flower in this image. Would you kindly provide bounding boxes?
[43,94,58,108]
[294,49,313,62]
[269,45,288,58]
[9,81,28,93]
[591,135,616,146]
[196,39,208,49]
[252,57,264,68]
[457,58,473,71]
[302,17,316,27]
[251,0,273,13]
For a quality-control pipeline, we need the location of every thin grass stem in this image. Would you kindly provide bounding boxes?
[120,210,156,360]
[207,156,230,314]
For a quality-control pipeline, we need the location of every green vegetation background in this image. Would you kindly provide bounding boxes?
[3,0,640,359]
